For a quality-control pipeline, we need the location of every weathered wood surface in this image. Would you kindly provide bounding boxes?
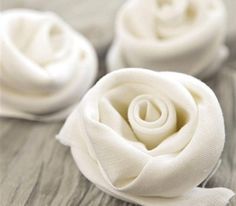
[0,0,235,205]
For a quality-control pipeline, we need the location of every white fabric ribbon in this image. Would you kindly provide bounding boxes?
[0,9,98,121]
[107,0,227,78]
[57,69,234,206]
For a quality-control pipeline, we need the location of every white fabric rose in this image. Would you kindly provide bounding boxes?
[0,9,98,121]
[107,0,227,78]
[57,69,234,206]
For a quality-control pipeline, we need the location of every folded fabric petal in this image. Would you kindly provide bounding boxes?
[107,0,227,78]
[0,9,98,121]
[57,68,234,206]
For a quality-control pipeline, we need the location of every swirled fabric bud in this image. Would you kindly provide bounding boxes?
[107,0,227,78]
[0,9,98,121]
[57,68,234,206]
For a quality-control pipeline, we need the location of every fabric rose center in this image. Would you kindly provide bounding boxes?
[6,16,68,66]
[155,0,189,23]
[99,84,181,150]
[128,95,177,149]
[154,0,197,38]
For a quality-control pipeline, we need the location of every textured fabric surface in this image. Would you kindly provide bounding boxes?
[57,69,234,206]
[107,0,227,78]
[0,9,98,121]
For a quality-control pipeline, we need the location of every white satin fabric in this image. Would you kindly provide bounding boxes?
[57,69,234,206]
[0,9,98,121]
[107,0,227,78]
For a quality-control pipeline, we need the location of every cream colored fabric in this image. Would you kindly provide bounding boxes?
[57,69,234,206]
[0,9,98,121]
[107,0,227,78]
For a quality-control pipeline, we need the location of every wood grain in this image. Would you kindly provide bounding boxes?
[0,0,235,205]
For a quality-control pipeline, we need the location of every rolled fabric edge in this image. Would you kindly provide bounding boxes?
[0,103,76,122]
[70,145,235,206]
[106,41,228,79]
[0,58,97,122]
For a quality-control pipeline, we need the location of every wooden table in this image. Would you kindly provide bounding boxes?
[1,0,235,205]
